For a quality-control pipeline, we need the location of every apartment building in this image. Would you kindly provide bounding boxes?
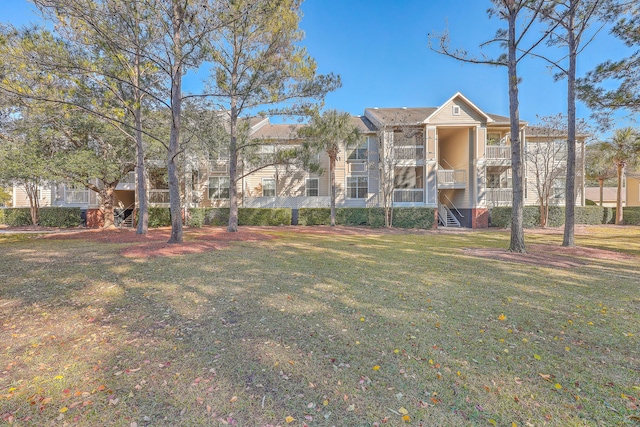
[11,92,585,228]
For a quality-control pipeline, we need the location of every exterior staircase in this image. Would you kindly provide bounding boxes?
[121,214,134,228]
[438,204,461,228]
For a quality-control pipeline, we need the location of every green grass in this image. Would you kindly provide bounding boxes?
[0,226,639,426]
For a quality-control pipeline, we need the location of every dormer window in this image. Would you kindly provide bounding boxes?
[452,105,461,116]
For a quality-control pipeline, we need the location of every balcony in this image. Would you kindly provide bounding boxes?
[116,171,136,191]
[394,146,424,161]
[485,145,511,161]
[149,189,170,205]
[485,188,512,206]
[65,190,89,204]
[393,189,424,204]
[437,170,466,189]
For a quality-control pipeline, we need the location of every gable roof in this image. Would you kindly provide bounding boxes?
[364,107,438,127]
[250,122,303,140]
[350,115,378,132]
[424,92,494,124]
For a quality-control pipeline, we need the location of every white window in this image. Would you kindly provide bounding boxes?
[347,141,368,161]
[305,178,319,197]
[349,162,367,173]
[347,176,368,199]
[262,178,276,197]
[209,176,230,199]
[259,145,275,161]
[452,105,461,116]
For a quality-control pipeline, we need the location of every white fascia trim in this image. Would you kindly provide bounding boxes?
[423,92,494,124]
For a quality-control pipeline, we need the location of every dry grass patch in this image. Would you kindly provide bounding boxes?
[0,225,638,426]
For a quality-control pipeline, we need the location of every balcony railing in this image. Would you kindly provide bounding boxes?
[394,145,424,160]
[485,188,513,204]
[149,189,170,204]
[486,146,511,160]
[65,190,89,204]
[393,189,424,203]
[437,169,466,189]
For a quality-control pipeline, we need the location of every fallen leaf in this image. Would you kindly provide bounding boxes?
[230,396,238,403]
[346,404,355,411]
[59,407,68,413]
[402,415,411,422]
[398,407,408,415]
[285,415,295,423]
[372,365,380,371]
[498,314,506,321]
[554,383,563,390]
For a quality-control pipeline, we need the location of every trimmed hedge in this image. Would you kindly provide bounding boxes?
[298,207,435,229]
[148,207,171,228]
[187,208,206,228]
[39,207,83,227]
[489,206,614,228]
[0,207,83,227]
[620,207,640,225]
[238,208,291,226]
[3,208,33,226]
[298,208,331,226]
[188,208,291,227]
[392,208,436,229]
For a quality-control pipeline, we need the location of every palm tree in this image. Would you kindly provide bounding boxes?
[607,128,640,224]
[298,110,361,226]
[584,142,616,206]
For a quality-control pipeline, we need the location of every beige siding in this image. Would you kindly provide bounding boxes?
[426,127,437,161]
[430,100,485,125]
[477,126,487,160]
[628,177,640,207]
[12,185,52,208]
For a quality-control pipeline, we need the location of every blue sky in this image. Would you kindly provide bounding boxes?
[4,0,635,131]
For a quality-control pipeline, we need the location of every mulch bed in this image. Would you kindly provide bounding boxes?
[42,227,276,258]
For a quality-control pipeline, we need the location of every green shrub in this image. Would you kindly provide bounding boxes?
[299,207,434,229]
[298,208,331,226]
[203,208,230,226]
[603,207,614,224]
[238,208,291,226]
[188,208,205,228]
[0,208,5,225]
[392,208,436,229]
[3,208,33,226]
[39,207,83,227]
[490,206,562,228]
[148,207,171,228]
[574,206,606,225]
[368,208,386,228]
[621,207,640,225]
[336,208,369,226]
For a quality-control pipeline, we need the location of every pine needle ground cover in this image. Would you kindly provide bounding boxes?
[0,226,638,426]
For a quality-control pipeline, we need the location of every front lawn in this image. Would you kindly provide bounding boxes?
[0,226,638,426]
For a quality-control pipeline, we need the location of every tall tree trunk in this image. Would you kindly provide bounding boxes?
[25,182,39,226]
[507,9,525,253]
[615,163,624,224]
[539,197,547,228]
[598,178,603,206]
[101,185,117,229]
[228,101,239,232]
[134,48,148,235]
[167,0,183,244]
[330,156,336,227]
[563,3,577,247]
